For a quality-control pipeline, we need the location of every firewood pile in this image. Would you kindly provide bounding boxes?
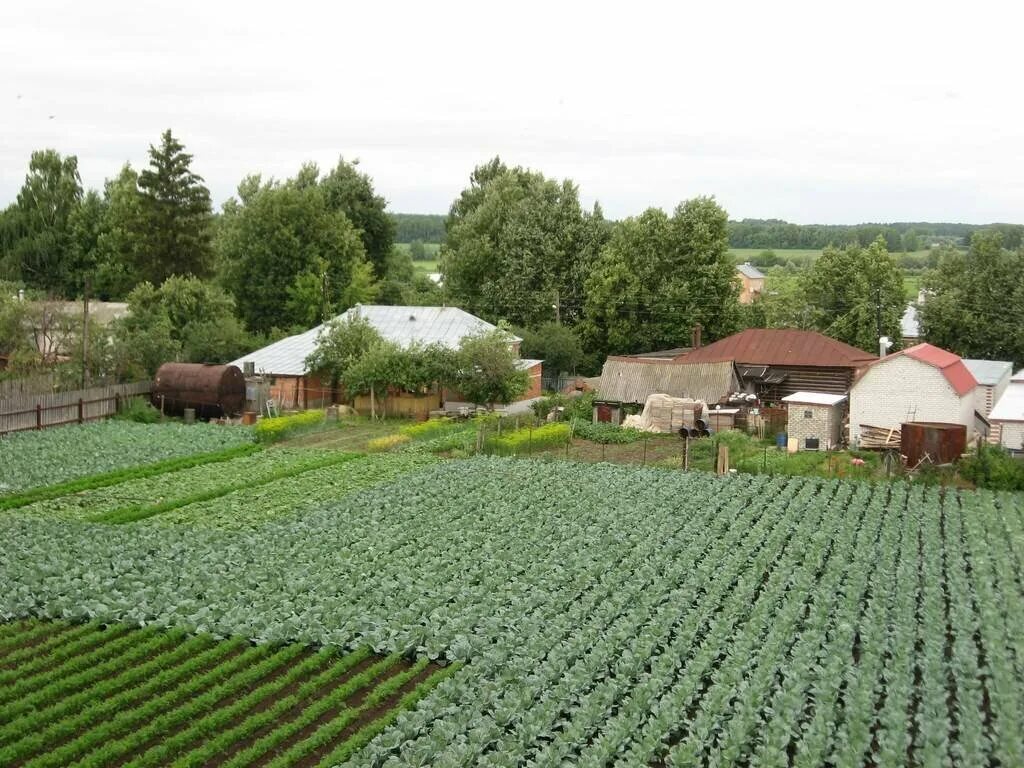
[858,424,901,449]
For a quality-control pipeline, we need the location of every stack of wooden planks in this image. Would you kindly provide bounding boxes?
[859,424,901,449]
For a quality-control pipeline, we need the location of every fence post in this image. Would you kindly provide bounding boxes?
[36,403,42,430]
[114,392,121,414]
[602,442,606,462]
[529,426,533,455]
[78,398,84,424]
[684,435,690,471]
[642,437,648,466]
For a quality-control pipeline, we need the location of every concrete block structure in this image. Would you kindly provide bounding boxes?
[781,391,846,450]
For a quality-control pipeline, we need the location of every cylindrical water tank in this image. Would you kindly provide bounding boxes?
[151,363,246,418]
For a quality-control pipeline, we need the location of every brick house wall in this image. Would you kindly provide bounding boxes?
[737,275,764,305]
[786,403,842,449]
[999,422,1024,452]
[850,355,975,444]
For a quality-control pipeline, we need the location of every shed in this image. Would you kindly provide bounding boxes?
[593,358,739,424]
[989,374,1024,454]
[680,328,877,400]
[781,391,847,451]
[849,343,977,445]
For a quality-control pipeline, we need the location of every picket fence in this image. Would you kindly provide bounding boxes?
[0,381,151,435]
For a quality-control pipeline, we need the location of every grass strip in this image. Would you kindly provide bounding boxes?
[316,663,461,767]
[0,443,260,511]
[0,631,208,749]
[91,452,359,524]
[217,653,402,768]
[1,635,244,764]
[170,647,372,768]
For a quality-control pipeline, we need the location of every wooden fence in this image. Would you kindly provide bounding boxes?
[0,372,60,400]
[0,381,151,435]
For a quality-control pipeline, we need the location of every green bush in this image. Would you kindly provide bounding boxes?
[958,445,1024,491]
[571,420,647,444]
[254,410,326,443]
[485,422,571,456]
[531,394,570,420]
[115,397,161,424]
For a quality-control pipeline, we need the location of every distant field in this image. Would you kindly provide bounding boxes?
[730,247,822,263]
[412,259,439,275]
[393,242,441,259]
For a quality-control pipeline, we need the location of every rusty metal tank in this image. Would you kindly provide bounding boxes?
[901,421,967,467]
[151,363,245,418]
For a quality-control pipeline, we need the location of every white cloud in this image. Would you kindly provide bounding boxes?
[2,0,1021,223]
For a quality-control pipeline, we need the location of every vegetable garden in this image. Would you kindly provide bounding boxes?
[1,452,1022,766]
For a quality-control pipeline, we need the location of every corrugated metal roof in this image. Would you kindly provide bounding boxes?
[962,359,1012,387]
[681,329,877,368]
[877,343,977,397]
[230,305,512,376]
[736,263,766,279]
[596,358,739,405]
[901,304,920,338]
[990,382,1024,423]
[781,391,847,406]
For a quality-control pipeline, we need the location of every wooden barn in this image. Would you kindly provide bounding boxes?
[678,328,877,402]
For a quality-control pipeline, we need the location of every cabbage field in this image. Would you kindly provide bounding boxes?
[0,420,254,493]
[1,456,1022,766]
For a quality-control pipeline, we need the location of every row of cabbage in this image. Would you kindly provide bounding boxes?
[0,618,455,767]
[0,420,254,494]
[0,459,1021,767]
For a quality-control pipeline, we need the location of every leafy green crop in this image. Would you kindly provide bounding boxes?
[0,421,254,494]
[253,410,325,443]
[484,422,570,455]
[0,459,1020,767]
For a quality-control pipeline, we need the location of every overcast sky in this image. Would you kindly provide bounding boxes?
[2,1,1022,224]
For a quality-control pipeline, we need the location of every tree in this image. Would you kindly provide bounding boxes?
[111,276,252,378]
[440,157,607,328]
[799,236,904,353]
[305,313,385,385]
[94,165,146,299]
[318,158,395,277]
[216,173,372,333]
[918,233,1024,366]
[408,239,427,261]
[515,322,584,378]
[453,326,529,408]
[579,198,739,357]
[136,130,214,283]
[0,282,32,363]
[4,150,83,295]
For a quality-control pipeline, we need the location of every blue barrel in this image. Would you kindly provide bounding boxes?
[775,432,787,448]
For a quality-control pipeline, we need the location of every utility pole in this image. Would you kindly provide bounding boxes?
[81,276,90,389]
[321,270,329,322]
[875,287,882,341]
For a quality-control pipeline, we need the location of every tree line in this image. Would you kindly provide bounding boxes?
[2,138,1022,388]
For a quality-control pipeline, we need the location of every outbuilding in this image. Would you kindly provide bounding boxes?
[849,343,977,445]
[781,391,847,450]
[989,370,1024,454]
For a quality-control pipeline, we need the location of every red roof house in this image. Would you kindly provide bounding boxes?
[849,342,978,444]
[678,328,877,399]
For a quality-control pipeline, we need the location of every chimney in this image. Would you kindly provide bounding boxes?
[691,324,703,349]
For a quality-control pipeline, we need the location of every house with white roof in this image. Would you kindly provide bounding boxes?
[990,369,1024,454]
[962,359,1012,420]
[230,305,542,414]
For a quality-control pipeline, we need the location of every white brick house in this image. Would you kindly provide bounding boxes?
[849,343,977,445]
[990,370,1024,454]
[781,391,846,450]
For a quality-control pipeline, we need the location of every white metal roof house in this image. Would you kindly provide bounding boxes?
[230,305,541,413]
[735,263,765,305]
[849,343,978,445]
[989,372,1024,454]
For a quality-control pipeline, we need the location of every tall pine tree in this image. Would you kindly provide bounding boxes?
[136,130,213,284]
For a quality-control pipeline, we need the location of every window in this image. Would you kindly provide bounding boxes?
[804,410,813,419]
[805,438,820,450]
